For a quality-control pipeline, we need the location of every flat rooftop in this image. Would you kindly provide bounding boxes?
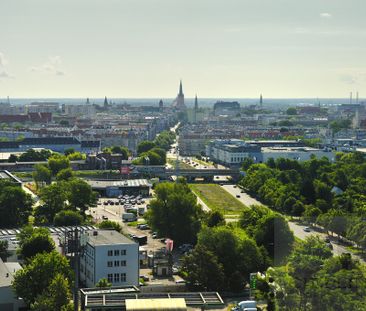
[87,179,151,189]
[87,230,135,246]
[0,258,22,287]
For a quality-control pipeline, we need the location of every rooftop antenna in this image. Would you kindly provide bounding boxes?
[350,92,353,105]
[7,96,10,104]
[356,91,359,104]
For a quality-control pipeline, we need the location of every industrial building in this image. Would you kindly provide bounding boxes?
[87,179,151,197]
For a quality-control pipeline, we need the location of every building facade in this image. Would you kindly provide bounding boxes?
[80,230,139,288]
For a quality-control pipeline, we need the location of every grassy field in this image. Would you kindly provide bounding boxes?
[167,159,194,170]
[189,184,247,215]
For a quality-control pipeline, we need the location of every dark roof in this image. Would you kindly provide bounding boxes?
[20,137,81,145]
[0,141,20,149]
[81,140,101,148]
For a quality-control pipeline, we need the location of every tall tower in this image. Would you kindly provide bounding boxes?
[159,99,164,111]
[259,94,263,107]
[104,96,108,108]
[194,94,198,123]
[173,80,186,110]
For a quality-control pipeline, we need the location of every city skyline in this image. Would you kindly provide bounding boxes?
[1,0,366,98]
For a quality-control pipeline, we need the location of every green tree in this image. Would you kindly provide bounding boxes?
[95,278,112,288]
[145,182,203,245]
[31,273,73,311]
[8,154,18,162]
[206,210,225,227]
[0,240,10,261]
[12,251,73,306]
[18,149,52,162]
[56,168,74,181]
[38,183,68,222]
[0,184,33,228]
[33,164,52,187]
[254,213,294,265]
[181,245,225,291]
[64,148,75,156]
[242,157,254,170]
[98,220,123,232]
[48,155,70,175]
[137,141,156,155]
[18,226,55,260]
[67,178,96,214]
[54,210,83,226]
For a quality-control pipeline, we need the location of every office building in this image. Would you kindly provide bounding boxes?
[80,230,139,288]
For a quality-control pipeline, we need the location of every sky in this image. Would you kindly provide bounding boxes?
[0,0,366,98]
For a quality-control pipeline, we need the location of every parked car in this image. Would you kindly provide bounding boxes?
[152,232,158,239]
[303,227,311,232]
[236,195,240,198]
[140,275,149,282]
[102,215,108,220]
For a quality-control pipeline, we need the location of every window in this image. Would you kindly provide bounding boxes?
[114,250,120,256]
[121,260,126,267]
[114,273,120,283]
[121,249,126,255]
[107,250,113,256]
[121,273,126,282]
[107,274,113,283]
[114,260,120,267]
[107,261,113,267]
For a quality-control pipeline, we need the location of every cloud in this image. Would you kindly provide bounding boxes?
[320,13,332,18]
[339,74,357,85]
[29,56,65,76]
[0,52,8,67]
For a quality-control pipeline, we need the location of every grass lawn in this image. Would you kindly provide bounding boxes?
[167,159,194,170]
[189,184,247,215]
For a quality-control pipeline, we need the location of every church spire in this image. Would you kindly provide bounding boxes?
[179,80,183,96]
[194,94,198,111]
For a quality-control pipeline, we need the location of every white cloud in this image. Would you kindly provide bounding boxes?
[29,56,65,76]
[320,13,332,18]
[0,52,8,67]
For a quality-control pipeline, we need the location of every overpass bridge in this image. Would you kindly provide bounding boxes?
[133,166,241,182]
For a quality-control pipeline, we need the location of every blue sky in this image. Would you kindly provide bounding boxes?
[0,0,365,98]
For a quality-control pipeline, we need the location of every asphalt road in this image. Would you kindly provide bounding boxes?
[221,184,262,207]
[219,184,365,263]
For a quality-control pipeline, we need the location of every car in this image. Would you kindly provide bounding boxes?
[152,232,158,239]
[236,195,240,198]
[103,201,108,205]
[102,215,108,220]
[175,279,186,284]
[303,227,311,232]
[241,190,245,193]
[233,185,237,188]
[172,266,179,274]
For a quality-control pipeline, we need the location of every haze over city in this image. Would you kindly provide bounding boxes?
[1,0,366,98]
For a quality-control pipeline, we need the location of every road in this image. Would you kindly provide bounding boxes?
[221,184,262,207]
[219,184,365,262]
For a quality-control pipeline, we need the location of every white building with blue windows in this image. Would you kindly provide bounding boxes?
[80,230,139,288]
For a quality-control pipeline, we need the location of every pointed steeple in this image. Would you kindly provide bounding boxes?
[179,80,183,96]
[86,97,90,105]
[194,94,198,111]
[260,94,263,106]
[104,96,108,108]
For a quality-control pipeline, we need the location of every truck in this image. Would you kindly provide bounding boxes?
[122,212,137,222]
[138,207,145,216]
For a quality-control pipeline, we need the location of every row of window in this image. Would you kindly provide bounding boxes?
[107,273,126,283]
[107,249,127,256]
[107,260,126,267]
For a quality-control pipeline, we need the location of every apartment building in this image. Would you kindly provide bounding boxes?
[80,230,139,288]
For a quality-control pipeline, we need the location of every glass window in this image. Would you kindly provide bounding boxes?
[107,250,113,256]
[121,260,126,266]
[114,250,120,256]
[114,260,120,267]
[107,274,113,283]
[121,273,126,282]
[121,249,126,255]
[114,273,120,282]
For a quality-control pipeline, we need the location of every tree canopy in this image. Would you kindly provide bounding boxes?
[145,182,203,245]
